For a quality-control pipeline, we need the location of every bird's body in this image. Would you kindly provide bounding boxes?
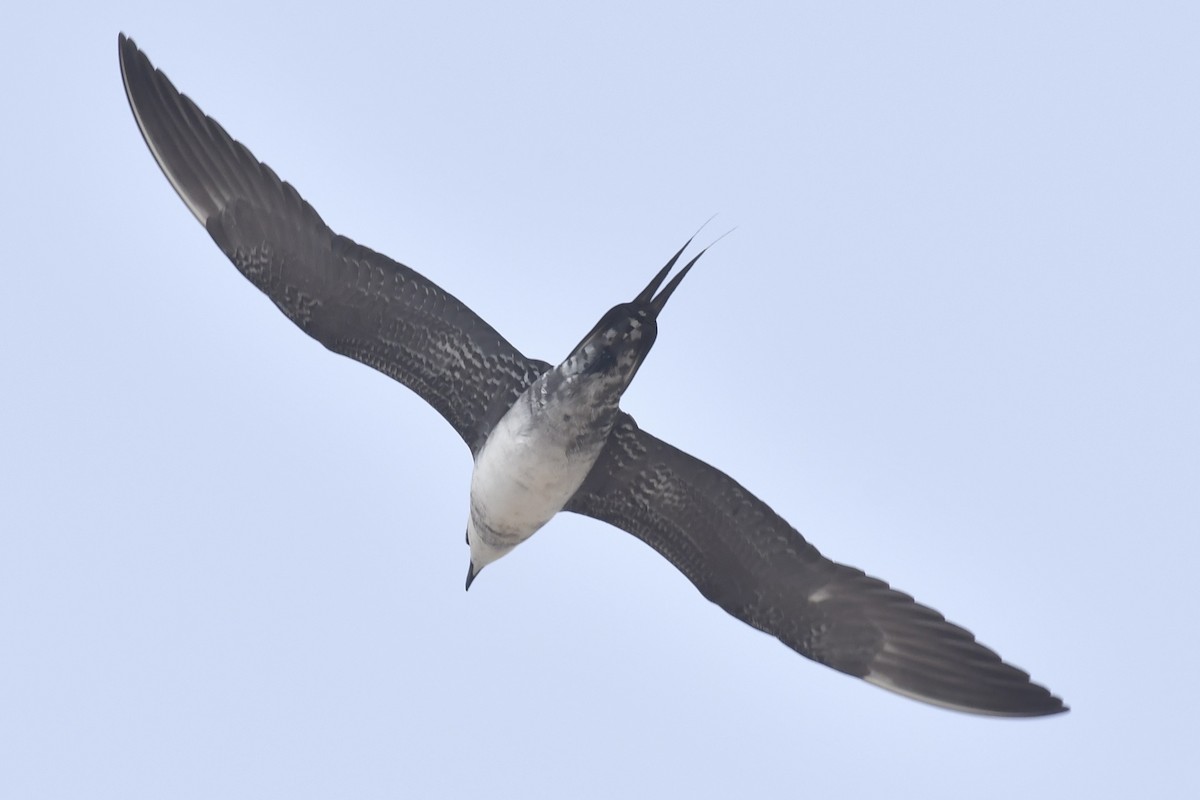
[118,33,1067,716]
[467,356,619,579]
[469,265,685,584]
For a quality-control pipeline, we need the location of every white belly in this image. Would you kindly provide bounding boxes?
[469,395,600,549]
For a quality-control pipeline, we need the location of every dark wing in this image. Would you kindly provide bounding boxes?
[119,34,548,453]
[567,413,1067,717]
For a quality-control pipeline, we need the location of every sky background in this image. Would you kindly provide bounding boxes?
[3,2,1198,797]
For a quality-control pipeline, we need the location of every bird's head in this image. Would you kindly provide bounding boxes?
[464,518,511,591]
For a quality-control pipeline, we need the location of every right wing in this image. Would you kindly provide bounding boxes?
[567,413,1067,716]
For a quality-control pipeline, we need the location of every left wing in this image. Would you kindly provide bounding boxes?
[119,34,549,453]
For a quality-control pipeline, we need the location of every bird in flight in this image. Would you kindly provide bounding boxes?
[118,33,1066,717]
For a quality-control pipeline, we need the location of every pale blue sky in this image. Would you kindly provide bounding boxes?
[3,2,1197,797]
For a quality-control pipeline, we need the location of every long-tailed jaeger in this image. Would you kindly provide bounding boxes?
[119,33,1066,717]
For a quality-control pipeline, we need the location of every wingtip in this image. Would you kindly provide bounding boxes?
[861,660,1069,718]
[116,33,250,226]
[117,32,139,71]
